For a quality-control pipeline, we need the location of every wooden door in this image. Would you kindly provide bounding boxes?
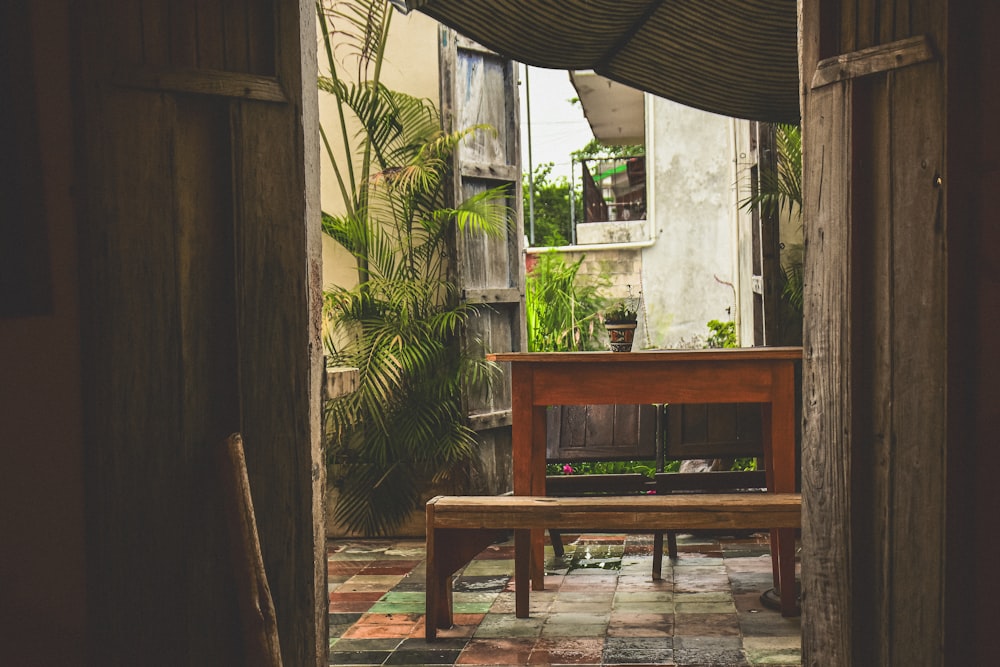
[76,1,324,664]
[800,2,947,663]
[439,32,526,494]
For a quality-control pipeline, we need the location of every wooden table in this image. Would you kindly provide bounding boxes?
[486,348,802,616]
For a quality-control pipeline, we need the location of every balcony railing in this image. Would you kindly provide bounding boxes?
[579,156,646,224]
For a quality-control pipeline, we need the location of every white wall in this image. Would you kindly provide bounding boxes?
[641,96,741,348]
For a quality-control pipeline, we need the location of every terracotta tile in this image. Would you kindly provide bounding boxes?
[329,600,376,613]
[674,612,741,636]
[456,637,536,665]
[363,559,423,575]
[528,637,603,664]
[330,591,385,602]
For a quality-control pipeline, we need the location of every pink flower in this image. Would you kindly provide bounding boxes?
[647,489,656,494]
[562,464,574,475]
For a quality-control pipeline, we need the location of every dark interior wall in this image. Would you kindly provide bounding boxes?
[946,2,1000,663]
[0,1,87,664]
[2,0,323,665]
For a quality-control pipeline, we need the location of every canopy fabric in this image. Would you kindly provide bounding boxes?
[396,0,800,124]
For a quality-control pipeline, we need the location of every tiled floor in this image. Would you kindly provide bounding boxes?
[328,532,801,666]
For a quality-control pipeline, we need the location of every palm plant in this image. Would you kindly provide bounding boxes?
[525,251,606,352]
[740,123,804,315]
[318,0,510,535]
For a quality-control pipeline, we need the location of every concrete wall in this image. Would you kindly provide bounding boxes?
[641,97,741,348]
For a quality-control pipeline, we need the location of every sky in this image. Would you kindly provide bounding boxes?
[519,65,595,181]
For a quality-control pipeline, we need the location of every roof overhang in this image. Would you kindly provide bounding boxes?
[569,71,645,146]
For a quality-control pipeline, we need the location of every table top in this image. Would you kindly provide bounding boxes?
[487,347,802,364]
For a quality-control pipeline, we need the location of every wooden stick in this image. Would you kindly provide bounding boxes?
[220,433,283,667]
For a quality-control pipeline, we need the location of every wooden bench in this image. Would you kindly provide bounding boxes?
[424,492,801,640]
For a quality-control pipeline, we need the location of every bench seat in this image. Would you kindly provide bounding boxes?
[425,492,801,640]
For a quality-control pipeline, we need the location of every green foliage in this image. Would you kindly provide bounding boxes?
[738,123,804,325]
[740,124,801,220]
[525,251,606,352]
[571,139,644,162]
[603,300,638,324]
[547,460,659,477]
[522,163,581,246]
[705,319,737,349]
[318,0,509,536]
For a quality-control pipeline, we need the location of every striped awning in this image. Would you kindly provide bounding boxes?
[394,0,800,124]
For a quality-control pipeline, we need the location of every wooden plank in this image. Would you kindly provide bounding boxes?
[460,161,519,181]
[799,0,853,659]
[489,348,803,363]
[427,493,801,531]
[810,35,936,89]
[113,67,288,102]
[223,0,250,72]
[219,434,283,667]
[169,0,199,68]
[884,43,946,665]
[231,96,319,667]
[466,409,513,431]
[463,287,521,304]
[197,2,227,70]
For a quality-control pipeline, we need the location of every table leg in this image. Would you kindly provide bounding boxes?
[530,403,547,591]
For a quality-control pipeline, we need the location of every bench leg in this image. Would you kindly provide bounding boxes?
[514,528,532,618]
[774,527,798,616]
[549,529,565,558]
[652,531,664,580]
[426,528,504,640]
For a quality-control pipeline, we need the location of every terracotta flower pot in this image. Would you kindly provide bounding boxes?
[605,322,637,352]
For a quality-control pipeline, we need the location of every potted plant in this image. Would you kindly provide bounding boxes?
[603,294,639,352]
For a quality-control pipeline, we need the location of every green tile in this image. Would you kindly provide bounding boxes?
[378,591,424,603]
[452,601,495,613]
[473,613,545,638]
[614,591,673,603]
[674,601,738,614]
[674,592,734,603]
[367,601,425,614]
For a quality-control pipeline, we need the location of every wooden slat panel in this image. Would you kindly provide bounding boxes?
[445,31,525,500]
[80,88,196,663]
[169,0,199,68]
[197,2,227,71]
[114,67,287,102]
[140,0,170,67]
[883,50,946,664]
[800,1,853,660]
[231,99,316,667]
[455,51,510,166]
[246,0,276,75]
[546,404,658,462]
[223,0,251,72]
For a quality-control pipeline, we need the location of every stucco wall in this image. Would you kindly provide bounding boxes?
[641,97,740,348]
